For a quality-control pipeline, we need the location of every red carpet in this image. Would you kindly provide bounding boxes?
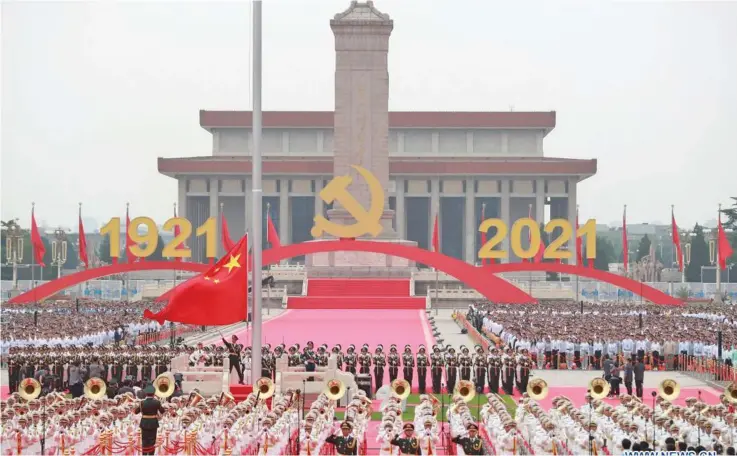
[288,278,426,309]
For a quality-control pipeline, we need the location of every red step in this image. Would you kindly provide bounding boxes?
[287,296,426,310]
[307,279,410,297]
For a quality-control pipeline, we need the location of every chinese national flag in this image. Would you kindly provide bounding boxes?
[267,212,281,249]
[431,212,440,252]
[31,206,46,266]
[78,207,89,268]
[671,207,683,272]
[173,205,183,263]
[622,205,629,272]
[144,235,249,325]
[480,203,490,265]
[221,211,235,252]
[717,215,734,270]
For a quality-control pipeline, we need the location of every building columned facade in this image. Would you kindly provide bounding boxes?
[158,110,597,264]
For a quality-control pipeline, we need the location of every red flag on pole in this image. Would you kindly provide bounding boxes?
[78,204,88,268]
[431,211,440,253]
[144,235,248,325]
[527,205,546,263]
[125,204,137,264]
[30,204,46,266]
[221,208,235,252]
[173,204,182,263]
[266,205,281,249]
[717,209,734,270]
[671,206,683,272]
[480,203,488,265]
[622,205,629,272]
[576,206,584,267]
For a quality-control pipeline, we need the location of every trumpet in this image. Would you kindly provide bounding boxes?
[188,390,204,408]
[256,377,275,399]
[391,378,411,400]
[658,379,680,402]
[725,382,737,404]
[324,379,346,401]
[527,377,549,401]
[18,378,42,401]
[84,377,107,399]
[154,372,176,399]
[589,377,610,400]
[454,380,476,403]
[219,392,236,407]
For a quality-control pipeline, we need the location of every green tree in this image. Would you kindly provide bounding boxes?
[721,197,737,229]
[685,224,710,282]
[636,234,651,262]
[594,236,616,271]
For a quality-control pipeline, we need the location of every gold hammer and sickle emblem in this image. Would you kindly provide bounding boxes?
[311,165,385,238]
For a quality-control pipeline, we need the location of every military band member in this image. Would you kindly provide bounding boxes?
[390,422,421,455]
[134,384,165,456]
[473,345,487,393]
[445,347,458,393]
[263,344,276,379]
[141,351,153,383]
[374,344,387,391]
[7,348,20,392]
[332,344,344,370]
[451,423,485,455]
[459,345,472,381]
[416,345,428,394]
[388,345,400,382]
[325,421,358,455]
[430,345,444,394]
[358,344,372,375]
[222,334,244,384]
[402,345,415,385]
[288,344,302,367]
[189,342,208,367]
[125,351,139,380]
[487,347,501,395]
[303,341,316,362]
[502,347,515,395]
[317,344,330,368]
[344,345,357,375]
[155,347,168,377]
[52,352,65,391]
[517,349,532,394]
[111,350,124,383]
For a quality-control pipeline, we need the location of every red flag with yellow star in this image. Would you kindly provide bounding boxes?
[144,235,248,325]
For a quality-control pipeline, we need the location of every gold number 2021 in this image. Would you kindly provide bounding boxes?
[99,217,217,259]
[477,217,596,260]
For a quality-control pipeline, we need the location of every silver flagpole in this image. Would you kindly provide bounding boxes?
[250,0,263,384]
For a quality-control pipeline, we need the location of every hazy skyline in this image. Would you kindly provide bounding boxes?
[2,1,736,232]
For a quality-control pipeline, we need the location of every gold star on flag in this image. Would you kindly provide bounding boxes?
[213,279,220,284]
[224,254,242,273]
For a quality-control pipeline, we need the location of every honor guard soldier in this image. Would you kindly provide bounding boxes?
[473,345,488,393]
[155,347,168,377]
[416,345,428,394]
[358,344,372,375]
[388,345,400,382]
[459,345,473,381]
[134,384,165,456]
[141,349,153,384]
[304,341,316,362]
[288,344,302,367]
[332,344,344,370]
[517,348,532,394]
[263,344,276,379]
[317,344,330,367]
[344,345,357,375]
[445,347,458,393]
[430,346,444,394]
[402,345,415,385]
[325,421,358,455]
[390,422,421,455]
[8,349,21,392]
[126,350,139,381]
[222,334,245,384]
[502,347,515,395]
[373,344,387,391]
[451,423,485,455]
[111,348,124,383]
[274,343,286,361]
[487,347,501,395]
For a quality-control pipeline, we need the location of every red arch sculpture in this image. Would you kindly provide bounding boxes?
[7,239,682,306]
[7,261,210,304]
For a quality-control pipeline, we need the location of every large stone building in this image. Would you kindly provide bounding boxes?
[158,1,597,265]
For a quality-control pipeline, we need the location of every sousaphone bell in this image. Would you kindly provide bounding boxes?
[527,377,549,401]
[454,380,476,403]
[84,377,107,399]
[724,382,737,403]
[255,377,275,399]
[589,377,611,400]
[18,378,42,401]
[658,379,680,401]
[324,379,347,401]
[154,372,176,399]
[391,378,411,400]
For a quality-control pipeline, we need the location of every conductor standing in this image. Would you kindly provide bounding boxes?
[134,384,164,456]
[222,335,245,384]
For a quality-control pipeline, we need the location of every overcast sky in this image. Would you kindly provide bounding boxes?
[2,0,735,232]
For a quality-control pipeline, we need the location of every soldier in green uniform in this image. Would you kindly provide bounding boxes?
[390,422,421,455]
[451,423,485,455]
[325,421,358,455]
[134,384,164,455]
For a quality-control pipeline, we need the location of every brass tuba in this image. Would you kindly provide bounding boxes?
[18,378,42,401]
[725,382,737,403]
[324,379,346,401]
[658,379,680,402]
[454,380,476,403]
[391,379,411,400]
[527,377,549,401]
[589,378,611,400]
[84,377,107,399]
[154,372,176,399]
[255,377,275,399]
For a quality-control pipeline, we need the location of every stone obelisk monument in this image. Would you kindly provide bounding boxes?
[308,1,415,273]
